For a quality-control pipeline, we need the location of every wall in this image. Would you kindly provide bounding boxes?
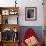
[0,0,44,26]
[18,0,44,26]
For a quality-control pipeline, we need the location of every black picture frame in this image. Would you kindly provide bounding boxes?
[25,7,37,21]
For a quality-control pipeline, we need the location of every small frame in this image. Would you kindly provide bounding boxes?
[25,7,37,21]
[9,10,18,15]
[2,10,9,15]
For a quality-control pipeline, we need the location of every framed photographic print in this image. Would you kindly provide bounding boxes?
[25,7,37,21]
[2,10,9,15]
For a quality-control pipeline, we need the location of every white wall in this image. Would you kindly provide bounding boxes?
[18,0,44,26]
[0,0,44,26]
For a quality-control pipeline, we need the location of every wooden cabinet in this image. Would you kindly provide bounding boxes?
[2,41,19,46]
[0,41,19,46]
[0,7,19,46]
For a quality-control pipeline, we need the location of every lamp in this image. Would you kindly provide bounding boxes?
[15,0,17,7]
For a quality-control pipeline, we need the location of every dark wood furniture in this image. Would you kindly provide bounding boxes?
[2,41,19,46]
[0,7,19,46]
[0,7,19,24]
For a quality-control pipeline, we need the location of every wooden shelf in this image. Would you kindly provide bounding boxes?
[2,40,19,42]
[0,7,20,46]
[0,7,19,16]
[0,24,20,32]
[1,40,19,46]
[0,7,19,10]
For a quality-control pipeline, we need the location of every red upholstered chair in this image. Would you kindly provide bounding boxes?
[21,28,41,46]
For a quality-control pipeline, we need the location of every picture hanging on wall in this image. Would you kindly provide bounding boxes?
[25,7,37,21]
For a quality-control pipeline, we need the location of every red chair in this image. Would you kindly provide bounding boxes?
[21,28,41,46]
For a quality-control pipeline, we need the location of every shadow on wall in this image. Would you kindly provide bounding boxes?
[18,26,44,44]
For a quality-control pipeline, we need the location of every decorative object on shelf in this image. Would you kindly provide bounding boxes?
[13,32,18,41]
[1,27,19,41]
[14,28,17,32]
[5,18,8,24]
[2,16,8,24]
[25,7,37,21]
[13,27,18,41]
[15,0,17,7]
[1,28,13,41]
[2,10,9,15]
[9,10,18,15]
